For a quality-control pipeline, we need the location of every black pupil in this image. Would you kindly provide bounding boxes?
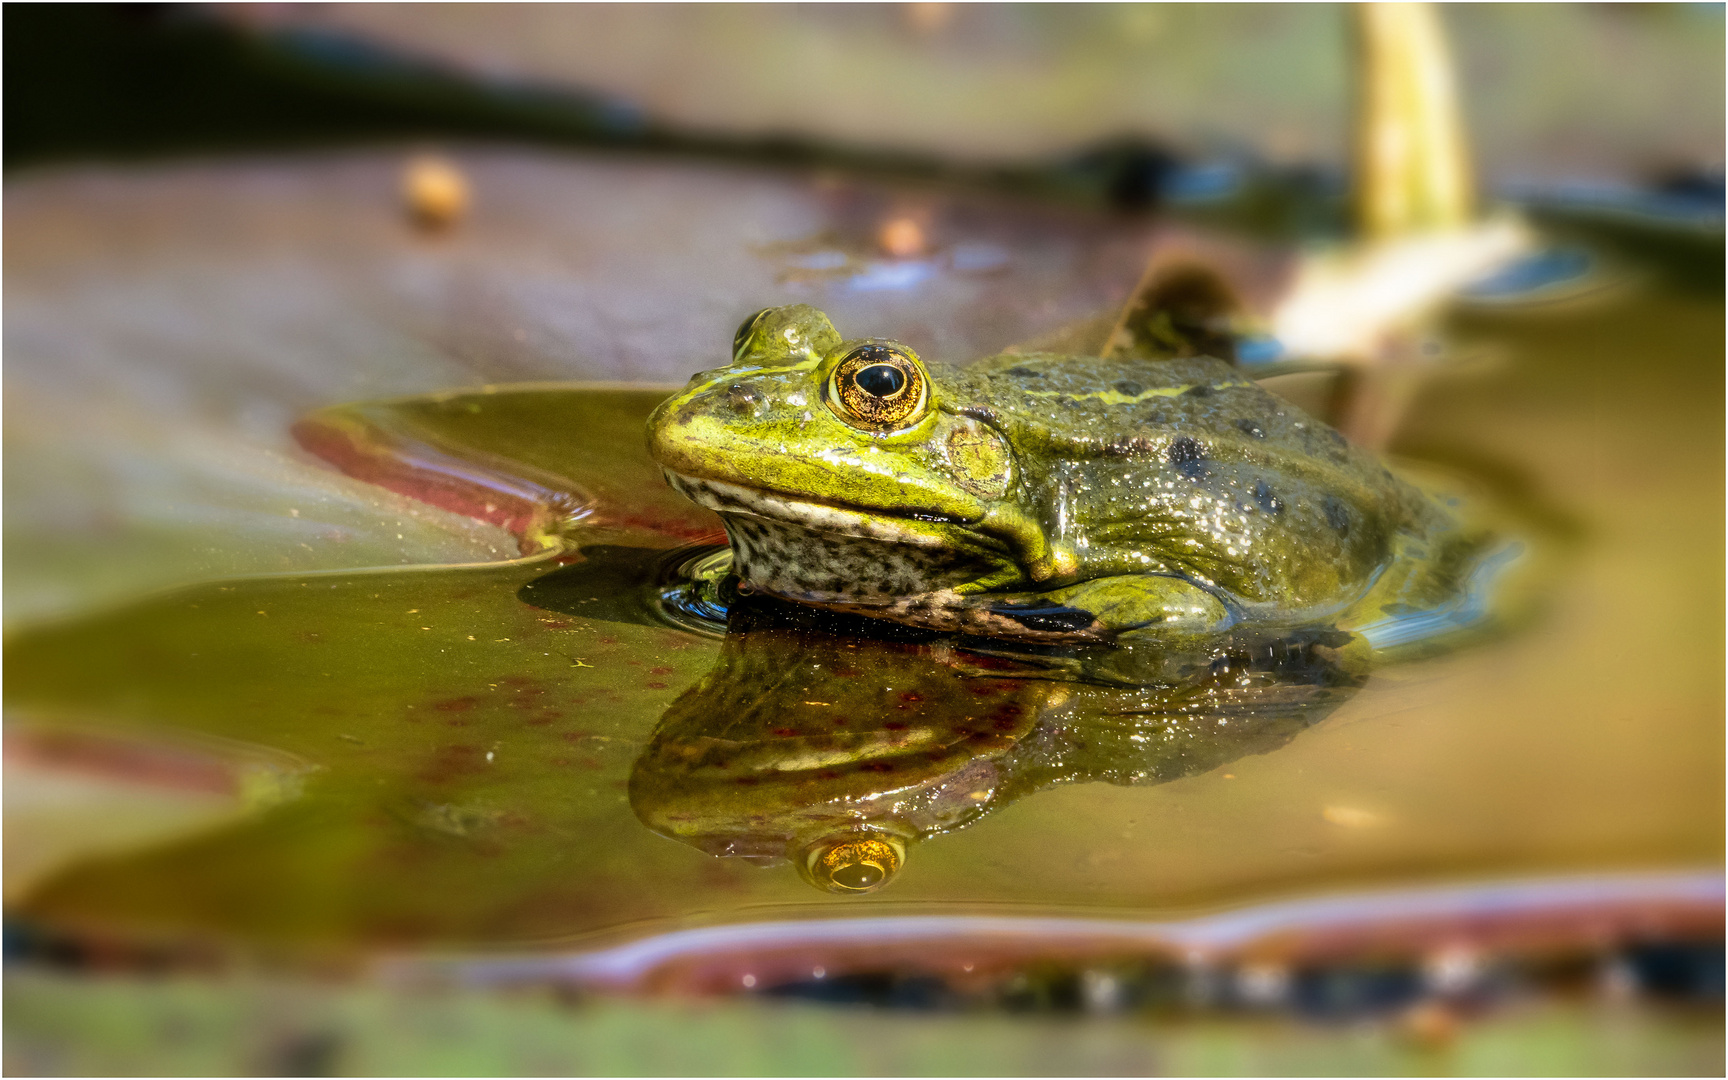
[854,364,906,398]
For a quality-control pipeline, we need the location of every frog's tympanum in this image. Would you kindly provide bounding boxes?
[646,300,1480,648]
[629,599,1368,893]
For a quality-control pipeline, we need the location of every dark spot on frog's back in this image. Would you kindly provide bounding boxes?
[1253,479,1283,515]
[1002,367,1042,379]
[1167,436,1208,479]
[1235,418,1267,439]
[1113,380,1143,397]
[1183,384,1212,399]
[1322,496,1351,534]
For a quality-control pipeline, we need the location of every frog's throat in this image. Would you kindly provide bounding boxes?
[663,471,1071,587]
[663,473,970,548]
[666,470,1040,607]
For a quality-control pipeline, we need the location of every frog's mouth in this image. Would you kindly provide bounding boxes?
[662,472,970,548]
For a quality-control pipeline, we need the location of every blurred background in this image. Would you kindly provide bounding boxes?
[5,4,1723,1075]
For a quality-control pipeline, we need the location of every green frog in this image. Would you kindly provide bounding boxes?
[646,287,1487,649]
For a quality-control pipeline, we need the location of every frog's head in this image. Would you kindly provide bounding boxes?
[647,305,1031,609]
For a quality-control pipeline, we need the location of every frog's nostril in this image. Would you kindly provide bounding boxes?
[727,382,763,413]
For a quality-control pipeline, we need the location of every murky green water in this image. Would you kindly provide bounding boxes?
[8,282,1721,957]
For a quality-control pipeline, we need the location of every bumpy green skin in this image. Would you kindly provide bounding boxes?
[647,305,1459,643]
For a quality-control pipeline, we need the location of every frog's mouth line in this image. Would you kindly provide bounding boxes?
[663,472,973,548]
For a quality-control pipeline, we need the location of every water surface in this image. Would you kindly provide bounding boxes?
[9,284,1720,956]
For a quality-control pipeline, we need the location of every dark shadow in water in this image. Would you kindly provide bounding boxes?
[518,545,700,627]
[627,592,1369,895]
[523,545,1368,895]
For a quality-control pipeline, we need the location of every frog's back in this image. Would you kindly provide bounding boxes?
[940,350,1451,615]
[949,352,1366,468]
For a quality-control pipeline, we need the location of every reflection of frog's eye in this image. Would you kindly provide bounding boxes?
[828,344,928,431]
[799,834,905,894]
[731,308,770,362]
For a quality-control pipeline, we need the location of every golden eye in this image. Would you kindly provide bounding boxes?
[731,308,770,362]
[799,834,905,894]
[827,344,928,430]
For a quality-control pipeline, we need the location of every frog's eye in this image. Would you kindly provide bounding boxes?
[731,308,771,362]
[828,344,928,431]
[798,834,905,894]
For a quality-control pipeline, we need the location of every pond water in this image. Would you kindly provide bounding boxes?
[8,281,1720,961]
[3,153,1721,1080]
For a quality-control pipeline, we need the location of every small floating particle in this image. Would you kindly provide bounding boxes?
[467,635,476,641]
[1322,805,1381,828]
[904,2,953,33]
[421,627,432,631]
[1223,773,1236,779]
[1400,1001,1459,1048]
[257,611,267,616]
[802,701,831,706]
[880,217,926,258]
[403,154,470,230]
[741,974,756,988]
[407,609,419,614]
[571,658,592,668]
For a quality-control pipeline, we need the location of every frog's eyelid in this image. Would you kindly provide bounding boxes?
[731,308,771,362]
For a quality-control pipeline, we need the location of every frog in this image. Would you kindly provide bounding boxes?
[645,277,1485,649]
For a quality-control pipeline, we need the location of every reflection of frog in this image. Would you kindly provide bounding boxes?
[629,599,1368,893]
[646,287,1484,647]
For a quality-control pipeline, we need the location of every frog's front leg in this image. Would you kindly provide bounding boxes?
[988,574,1234,641]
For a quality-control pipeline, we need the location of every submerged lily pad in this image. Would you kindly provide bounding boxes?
[6,152,1722,989]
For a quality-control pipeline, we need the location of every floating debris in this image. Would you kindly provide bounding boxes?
[403,154,470,231]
